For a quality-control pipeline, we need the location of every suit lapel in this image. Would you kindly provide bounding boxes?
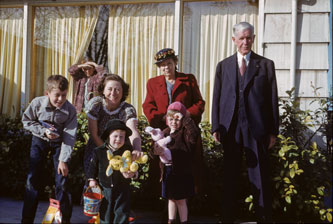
[244,52,260,89]
[226,54,237,94]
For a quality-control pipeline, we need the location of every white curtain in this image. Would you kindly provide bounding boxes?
[108,3,175,116]
[0,8,23,117]
[182,1,258,122]
[32,6,99,102]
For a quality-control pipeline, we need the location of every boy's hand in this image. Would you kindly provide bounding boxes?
[58,161,68,177]
[89,179,98,188]
[45,129,59,140]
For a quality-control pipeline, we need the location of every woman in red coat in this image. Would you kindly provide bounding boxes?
[142,48,205,222]
[143,48,205,129]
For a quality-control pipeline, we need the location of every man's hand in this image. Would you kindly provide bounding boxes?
[213,132,220,143]
[268,135,276,149]
[57,161,68,177]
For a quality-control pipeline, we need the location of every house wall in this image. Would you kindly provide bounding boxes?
[262,0,331,112]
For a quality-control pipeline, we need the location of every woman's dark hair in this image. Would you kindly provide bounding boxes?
[97,73,130,102]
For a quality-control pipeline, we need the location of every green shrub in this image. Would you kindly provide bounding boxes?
[270,135,332,223]
[68,112,88,202]
[245,88,332,223]
[270,89,332,223]
[129,115,152,206]
[0,115,31,199]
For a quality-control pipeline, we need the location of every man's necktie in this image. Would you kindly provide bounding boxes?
[240,57,246,76]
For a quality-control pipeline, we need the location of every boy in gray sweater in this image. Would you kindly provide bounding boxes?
[21,75,77,223]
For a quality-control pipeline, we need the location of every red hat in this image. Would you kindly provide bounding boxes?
[167,101,187,117]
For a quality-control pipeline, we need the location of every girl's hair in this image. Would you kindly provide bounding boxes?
[97,73,129,102]
[166,109,182,118]
[46,75,68,92]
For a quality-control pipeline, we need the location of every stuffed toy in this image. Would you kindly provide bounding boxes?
[106,149,148,177]
[145,126,172,164]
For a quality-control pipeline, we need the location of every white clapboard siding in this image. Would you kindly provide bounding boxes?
[297,13,330,42]
[264,0,292,13]
[276,70,329,97]
[264,0,330,13]
[264,13,329,43]
[263,0,330,148]
[298,0,331,12]
[264,14,291,42]
[264,43,328,70]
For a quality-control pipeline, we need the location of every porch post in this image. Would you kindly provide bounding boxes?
[21,3,32,113]
[174,0,183,71]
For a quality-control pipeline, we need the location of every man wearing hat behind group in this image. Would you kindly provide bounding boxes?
[87,119,136,224]
[142,48,205,222]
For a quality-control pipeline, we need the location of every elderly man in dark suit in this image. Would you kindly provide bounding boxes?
[212,22,279,222]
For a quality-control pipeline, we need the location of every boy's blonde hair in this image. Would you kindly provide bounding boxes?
[46,75,69,92]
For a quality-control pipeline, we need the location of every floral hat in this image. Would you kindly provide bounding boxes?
[154,48,178,64]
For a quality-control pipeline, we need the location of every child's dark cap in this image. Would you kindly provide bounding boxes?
[101,119,132,141]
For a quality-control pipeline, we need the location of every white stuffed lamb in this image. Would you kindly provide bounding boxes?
[145,126,172,164]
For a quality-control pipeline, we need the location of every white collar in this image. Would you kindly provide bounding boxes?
[237,51,251,66]
[102,100,126,115]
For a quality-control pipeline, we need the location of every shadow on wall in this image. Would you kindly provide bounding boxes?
[299,0,317,7]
